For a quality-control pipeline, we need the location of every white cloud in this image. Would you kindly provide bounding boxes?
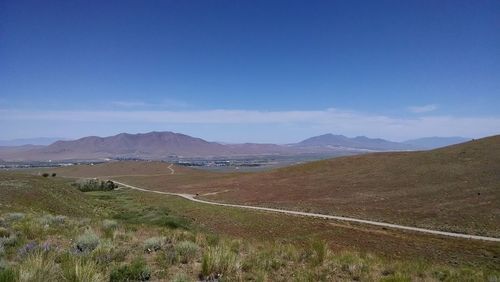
[111,101,149,108]
[111,98,190,109]
[0,108,499,141]
[408,104,438,113]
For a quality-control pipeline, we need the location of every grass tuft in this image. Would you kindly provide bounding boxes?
[18,251,61,282]
[62,258,104,282]
[175,241,199,264]
[201,242,237,279]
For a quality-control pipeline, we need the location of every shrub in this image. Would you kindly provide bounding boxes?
[156,246,177,267]
[75,229,100,253]
[0,244,4,257]
[201,243,237,279]
[76,179,117,192]
[0,234,19,247]
[110,259,151,282]
[17,242,52,258]
[38,215,66,226]
[101,219,118,238]
[143,237,166,253]
[175,241,199,264]
[5,213,25,222]
[92,240,126,265]
[102,219,118,231]
[18,251,61,282]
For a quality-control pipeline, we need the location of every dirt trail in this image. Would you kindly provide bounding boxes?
[112,180,500,243]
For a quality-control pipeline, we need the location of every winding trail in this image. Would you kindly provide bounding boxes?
[167,163,175,175]
[112,180,500,243]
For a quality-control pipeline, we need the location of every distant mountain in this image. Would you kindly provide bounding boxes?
[0,132,296,161]
[0,137,68,146]
[294,134,416,151]
[403,137,471,149]
[37,132,230,159]
[0,131,428,162]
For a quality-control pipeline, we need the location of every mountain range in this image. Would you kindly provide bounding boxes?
[402,137,471,149]
[0,131,471,161]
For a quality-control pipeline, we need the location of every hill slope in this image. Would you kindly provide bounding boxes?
[199,135,500,237]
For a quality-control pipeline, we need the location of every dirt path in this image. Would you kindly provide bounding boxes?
[167,163,175,175]
[112,180,500,243]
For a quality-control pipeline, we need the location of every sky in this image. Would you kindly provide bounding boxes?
[1,0,499,143]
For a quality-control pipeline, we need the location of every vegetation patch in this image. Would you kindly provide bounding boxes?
[75,229,100,253]
[110,258,151,282]
[74,179,118,192]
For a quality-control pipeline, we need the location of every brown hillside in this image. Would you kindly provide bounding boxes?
[197,135,500,237]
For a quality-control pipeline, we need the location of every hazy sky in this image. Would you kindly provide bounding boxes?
[1,0,499,143]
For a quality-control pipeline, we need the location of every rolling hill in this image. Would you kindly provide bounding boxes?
[190,135,500,237]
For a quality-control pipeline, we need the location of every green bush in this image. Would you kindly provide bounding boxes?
[110,259,151,282]
[175,241,199,264]
[76,179,117,192]
[75,229,100,253]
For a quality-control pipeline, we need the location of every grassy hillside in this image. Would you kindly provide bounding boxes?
[1,171,499,280]
[0,173,94,216]
[199,135,500,237]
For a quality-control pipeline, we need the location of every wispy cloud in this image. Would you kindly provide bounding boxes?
[408,104,438,113]
[111,101,149,108]
[111,98,190,109]
[0,108,499,141]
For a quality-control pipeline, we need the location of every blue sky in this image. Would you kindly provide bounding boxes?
[1,0,499,143]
